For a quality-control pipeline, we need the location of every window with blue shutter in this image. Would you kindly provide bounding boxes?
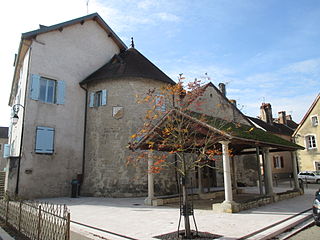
[3,144,10,158]
[101,89,107,105]
[89,89,107,107]
[155,95,166,112]
[35,127,55,154]
[89,93,95,107]
[29,74,65,105]
[30,74,40,100]
[56,80,65,104]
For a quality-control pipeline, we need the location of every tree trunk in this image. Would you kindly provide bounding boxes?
[182,181,191,238]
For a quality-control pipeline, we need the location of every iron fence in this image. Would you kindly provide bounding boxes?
[0,198,70,240]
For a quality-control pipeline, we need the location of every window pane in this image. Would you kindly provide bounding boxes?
[39,79,47,102]
[94,91,102,107]
[47,80,55,103]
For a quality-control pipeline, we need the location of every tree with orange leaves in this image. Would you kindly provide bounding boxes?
[129,74,227,238]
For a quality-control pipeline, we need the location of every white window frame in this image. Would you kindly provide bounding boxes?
[311,115,319,127]
[305,134,317,149]
[94,90,102,107]
[274,155,284,169]
[39,77,57,104]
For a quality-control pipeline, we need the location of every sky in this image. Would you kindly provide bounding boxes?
[1,0,319,127]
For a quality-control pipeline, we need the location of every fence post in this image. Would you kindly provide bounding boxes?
[5,199,9,225]
[37,205,41,240]
[65,212,70,240]
[18,201,22,231]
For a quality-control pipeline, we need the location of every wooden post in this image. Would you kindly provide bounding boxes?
[18,201,22,231]
[5,199,9,225]
[256,147,264,195]
[65,212,70,240]
[37,206,41,240]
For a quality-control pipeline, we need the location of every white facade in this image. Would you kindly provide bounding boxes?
[7,16,124,198]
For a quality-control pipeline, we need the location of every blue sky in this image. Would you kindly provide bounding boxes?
[1,0,319,126]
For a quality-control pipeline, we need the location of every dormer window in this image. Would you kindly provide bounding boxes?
[311,115,318,127]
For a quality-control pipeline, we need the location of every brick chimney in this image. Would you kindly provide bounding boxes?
[278,111,287,125]
[286,115,292,121]
[218,83,226,96]
[260,103,273,124]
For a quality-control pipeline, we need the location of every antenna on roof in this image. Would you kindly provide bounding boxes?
[86,0,90,14]
[131,37,135,48]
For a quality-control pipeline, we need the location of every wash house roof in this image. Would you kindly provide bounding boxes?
[81,48,175,85]
[130,109,304,154]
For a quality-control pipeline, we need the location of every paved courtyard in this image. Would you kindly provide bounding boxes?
[40,184,318,240]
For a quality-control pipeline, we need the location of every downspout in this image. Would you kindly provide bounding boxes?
[15,45,32,195]
[80,84,88,190]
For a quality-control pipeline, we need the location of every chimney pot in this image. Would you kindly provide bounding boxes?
[218,83,226,96]
[278,111,287,125]
[260,103,273,124]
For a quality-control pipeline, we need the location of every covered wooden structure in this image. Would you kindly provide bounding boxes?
[130,109,304,212]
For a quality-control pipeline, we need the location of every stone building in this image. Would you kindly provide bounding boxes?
[5,13,303,201]
[79,48,176,197]
[6,13,127,198]
[293,94,320,171]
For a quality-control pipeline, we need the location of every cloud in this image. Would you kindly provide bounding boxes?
[137,0,159,10]
[154,12,180,22]
[281,58,320,75]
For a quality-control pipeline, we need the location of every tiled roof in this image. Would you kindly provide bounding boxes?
[0,127,8,139]
[81,48,175,85]
[248,116,295,136]
[22,13,127,51]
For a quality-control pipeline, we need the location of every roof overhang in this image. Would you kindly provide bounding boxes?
[130,109,304,153]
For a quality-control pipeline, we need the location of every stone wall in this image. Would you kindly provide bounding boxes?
[82,77,177,197]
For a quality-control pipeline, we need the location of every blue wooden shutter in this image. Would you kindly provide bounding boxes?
[35,127,54,154]
[89,93,95,107]
[156,95,166,112]
[30,74,40,100]
[3,144,10,158]
[101,89,107,105]
[161,97,166,112]
[56,80,65,104]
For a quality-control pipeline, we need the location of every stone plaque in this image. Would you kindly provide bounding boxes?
[112,106,124,119]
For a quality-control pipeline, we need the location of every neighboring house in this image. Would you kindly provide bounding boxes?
[293,94,320,172]
[249,103,298,178]
[235,103,299,186]
[0,127,9,170]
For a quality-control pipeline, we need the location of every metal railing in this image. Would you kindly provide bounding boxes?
[0,197,70,240]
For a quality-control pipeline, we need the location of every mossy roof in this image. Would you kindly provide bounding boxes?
[188,111,303,150]
[131,109,304,151]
